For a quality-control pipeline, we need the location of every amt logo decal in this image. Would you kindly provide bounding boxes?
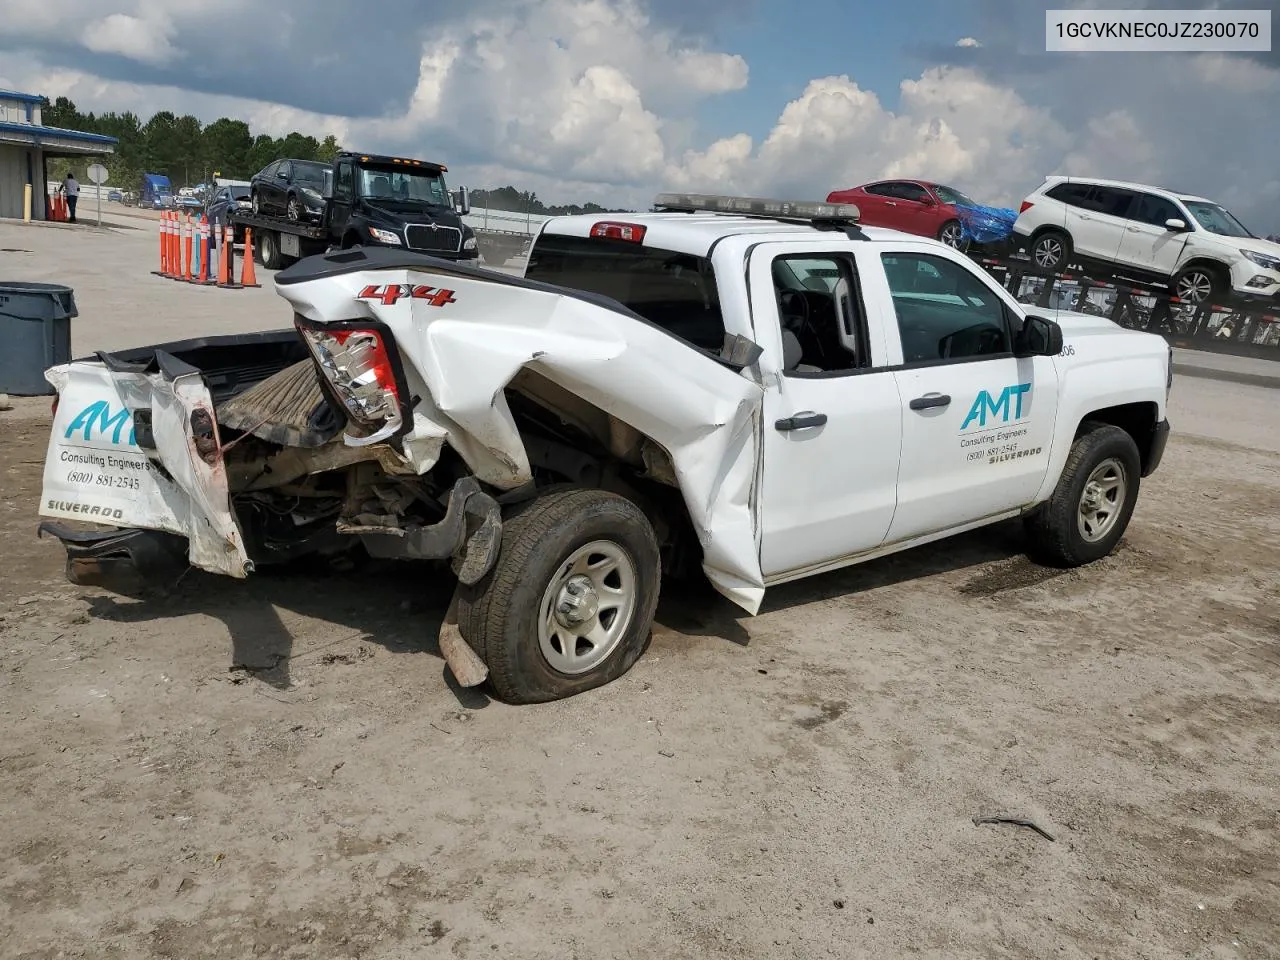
[961,382,1031,431]
[64,400,136,446]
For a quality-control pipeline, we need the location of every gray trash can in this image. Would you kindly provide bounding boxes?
[0,282,77,396]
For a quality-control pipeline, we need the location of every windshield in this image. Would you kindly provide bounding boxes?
[933,184,977,207]
[357,165,450,206]
[293,162,328,188]
[1182,200,1253,238]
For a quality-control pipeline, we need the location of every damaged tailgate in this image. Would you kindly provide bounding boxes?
[39,350,251,579]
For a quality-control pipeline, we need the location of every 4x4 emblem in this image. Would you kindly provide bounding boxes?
[357,284,456,307]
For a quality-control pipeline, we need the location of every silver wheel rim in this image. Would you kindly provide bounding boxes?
[537,539,637,676]
[1034,237,1064,268]
[251,193,259,214]
[287,198,299,221]
[941,223,964,248]
[1077,457,1127,543]
[1177,271,1212,303]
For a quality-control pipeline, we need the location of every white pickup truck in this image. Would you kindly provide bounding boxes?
[37,193,1172,703]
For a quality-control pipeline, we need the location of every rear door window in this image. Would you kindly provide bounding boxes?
[525,233,726,350]
[1083,187,1137,218]
[1046,182,1092,207]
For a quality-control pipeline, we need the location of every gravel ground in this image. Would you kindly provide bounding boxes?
[1,218,1277,960]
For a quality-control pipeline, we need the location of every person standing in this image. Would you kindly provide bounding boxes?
[61,172,80,223]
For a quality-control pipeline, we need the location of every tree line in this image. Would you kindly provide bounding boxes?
[41,96,629,214]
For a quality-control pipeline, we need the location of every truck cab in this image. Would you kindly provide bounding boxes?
[37,193,1172,705]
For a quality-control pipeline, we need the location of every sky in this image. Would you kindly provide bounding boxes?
[0,0,1277,229]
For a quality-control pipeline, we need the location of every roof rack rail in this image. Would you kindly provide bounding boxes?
[651,192,866,239]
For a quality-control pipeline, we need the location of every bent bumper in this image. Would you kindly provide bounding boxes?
[1143,418,1171,477]
[37,522,190,593]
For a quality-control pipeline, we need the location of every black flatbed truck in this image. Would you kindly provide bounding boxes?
[229,151,481,270]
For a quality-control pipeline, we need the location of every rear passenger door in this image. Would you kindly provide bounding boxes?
[869,247,1059,544]
[1073,185,1137,263]
[749,242,904,580]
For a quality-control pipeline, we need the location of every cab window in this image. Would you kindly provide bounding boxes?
[525,233,726,350]
[880,253,1011,365]
[771,255,865,374]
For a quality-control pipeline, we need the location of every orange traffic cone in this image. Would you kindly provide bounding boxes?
[181,214,192,282]
[194,215,215,285]
[169,213,182,279]
[152,211,167,276]
[239,228,261,287]
[217,224,242,289]
[161,213,172,276]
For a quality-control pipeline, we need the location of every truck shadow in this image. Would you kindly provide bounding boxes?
[83,519,1035,703]
[83,556,480,703]
[657,518,1035,636]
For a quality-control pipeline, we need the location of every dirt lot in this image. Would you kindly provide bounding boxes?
[2,219,1278,959]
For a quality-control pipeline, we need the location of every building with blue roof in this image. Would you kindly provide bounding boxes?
[0,89,118,220]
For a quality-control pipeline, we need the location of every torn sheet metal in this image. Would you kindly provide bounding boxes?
[41,362,251,579]
[276,264,768,613]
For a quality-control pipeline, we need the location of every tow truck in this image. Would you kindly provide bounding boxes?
[230,151,481,270]
[37,193,1172,704]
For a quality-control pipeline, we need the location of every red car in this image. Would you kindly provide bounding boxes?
[826,179,976,248]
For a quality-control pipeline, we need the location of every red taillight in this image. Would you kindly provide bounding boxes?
[590,221,646,243]
[298,324,403,446]
[1019,201,1034,214]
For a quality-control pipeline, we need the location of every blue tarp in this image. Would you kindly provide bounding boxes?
[955,202,1018,244]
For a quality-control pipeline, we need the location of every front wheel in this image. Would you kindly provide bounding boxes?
[1023,423,1141,567]
[250,190,260,215]
[286,195,301,222]
[1172,265,1225,305]
[458,488,661,704]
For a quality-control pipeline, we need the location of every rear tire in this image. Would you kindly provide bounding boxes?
[1031,229,1072,271]
[1023,423,1141,567]
[937,219,966,250]
[259,230,283,269]
[458,489,661,704]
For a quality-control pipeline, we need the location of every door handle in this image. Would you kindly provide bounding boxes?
[885,201,897,206]
[775,411,828,431]
[909,393,951,411]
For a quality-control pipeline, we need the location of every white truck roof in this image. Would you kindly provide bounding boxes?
[539,209,916,259]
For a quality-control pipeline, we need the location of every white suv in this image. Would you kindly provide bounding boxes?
[1012,176,1280,305]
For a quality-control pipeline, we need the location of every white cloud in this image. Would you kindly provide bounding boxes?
[1,0,1277,227]
[81,13,177,65]
[667,67,1070,208]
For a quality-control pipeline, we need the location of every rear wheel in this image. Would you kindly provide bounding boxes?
[259,230,283,269]
[937,219,966,249]
[1024,423,1141,567]
[458,488,661,704]
[1032,229,1072,271]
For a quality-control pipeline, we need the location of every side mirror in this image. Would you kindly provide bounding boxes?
[719,332,764,369]
[277,170,288,179]
[919,196,937,206]
[1015,314,1063,357]
[1164,217,1187,231]
[452,186,471,216]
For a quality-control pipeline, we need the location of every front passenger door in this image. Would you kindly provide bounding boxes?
[872,249,1060,544]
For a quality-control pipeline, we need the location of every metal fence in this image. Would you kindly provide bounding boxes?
[973,255,1280,360]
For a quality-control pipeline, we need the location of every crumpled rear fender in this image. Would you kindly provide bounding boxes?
[276,258,768,613]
